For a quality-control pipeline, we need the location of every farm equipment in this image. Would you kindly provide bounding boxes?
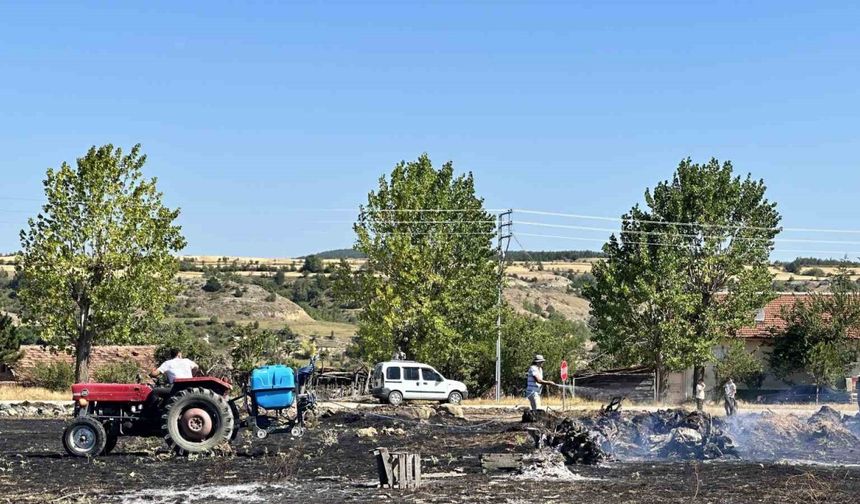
[61,358,318,457]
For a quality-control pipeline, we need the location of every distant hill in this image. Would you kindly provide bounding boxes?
[506,250,605,262]
[307,249,367,260]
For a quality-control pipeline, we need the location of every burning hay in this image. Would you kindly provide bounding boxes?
[725,406,860,461]
[526,407,737,464]
[526,405,860,467]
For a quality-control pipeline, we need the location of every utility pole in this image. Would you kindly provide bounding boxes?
[495,209,513,402]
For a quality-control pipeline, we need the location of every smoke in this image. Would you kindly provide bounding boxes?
[537,406,860,465]
[721,407,860,463]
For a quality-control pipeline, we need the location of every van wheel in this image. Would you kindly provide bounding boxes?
[387,390,403,407]
[448,391,463,404]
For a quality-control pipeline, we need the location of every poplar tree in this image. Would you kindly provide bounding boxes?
[585,158,781,397]
[18,144,186,382]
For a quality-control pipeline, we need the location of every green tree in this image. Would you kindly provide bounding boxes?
[714,340,764,393]
[584,158,781,398]
[202,276,223,293]
[500,309,588,393]
[274,268,286,286]
[17,144,186,382]
[0,314,23,368]
[771,270,860,400]
[230,325,297,384]
[334,154,498,389]
[300,255,324,274]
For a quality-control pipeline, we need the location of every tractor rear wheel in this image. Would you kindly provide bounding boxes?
[62,417,107,458]
[103,433,119,455]
[163,387,234,455]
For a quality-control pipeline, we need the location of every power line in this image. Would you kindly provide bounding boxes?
[516,221,860,246]
[514,232,860,256]
[515,209,860,235]
[313,220,496,225]
[282,208,506,213]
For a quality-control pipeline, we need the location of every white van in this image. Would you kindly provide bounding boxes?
[371,360,468,406]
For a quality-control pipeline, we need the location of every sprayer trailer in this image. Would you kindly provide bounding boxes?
[61,359,318,457]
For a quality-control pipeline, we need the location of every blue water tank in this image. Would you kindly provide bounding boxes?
[250,365,295,409]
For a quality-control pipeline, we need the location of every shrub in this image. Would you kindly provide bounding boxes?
[804,267,826,278]
[154,327,216,371]
[265,292,277,302]
[202,276,223,292]
[93,361,142,383]
[230,326,296,384]
[30,361,75,391]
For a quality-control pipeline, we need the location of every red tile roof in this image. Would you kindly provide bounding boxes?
[733,293,860,339]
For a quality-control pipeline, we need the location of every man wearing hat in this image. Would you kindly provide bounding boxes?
[526,354,556,411]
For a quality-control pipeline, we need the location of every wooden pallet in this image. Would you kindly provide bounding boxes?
[373,448,422,489]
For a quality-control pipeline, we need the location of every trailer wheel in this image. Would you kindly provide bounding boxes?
[387,390,403,407]
[62,417,107,458]
[163,387,234,455]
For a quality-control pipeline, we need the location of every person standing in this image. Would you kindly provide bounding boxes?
[695,378,706,412]
[526,354,556,411]
[724,378,737,416]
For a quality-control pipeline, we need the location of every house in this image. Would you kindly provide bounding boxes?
[666,293,860,402]
[0,345,157,384]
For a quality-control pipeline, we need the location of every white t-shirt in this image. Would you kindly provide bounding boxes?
[526,365,543,396]
[724,381,736,399]
[158,358,197,383]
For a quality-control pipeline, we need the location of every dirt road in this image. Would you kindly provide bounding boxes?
[1,410,858,503]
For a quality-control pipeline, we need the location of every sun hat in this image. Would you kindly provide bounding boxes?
[533,354,546,363]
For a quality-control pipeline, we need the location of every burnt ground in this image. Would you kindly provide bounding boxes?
[1,409,859,504]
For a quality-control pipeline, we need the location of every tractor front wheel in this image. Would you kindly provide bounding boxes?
[163,387,234,455]
[62,417,107,458]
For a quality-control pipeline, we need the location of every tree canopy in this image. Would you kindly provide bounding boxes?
[585,158,781,397]
[0,314,22,368]
[499,309,589,393]
[771,270,860,393]
[17,144,186,381]
[335,154,498,389]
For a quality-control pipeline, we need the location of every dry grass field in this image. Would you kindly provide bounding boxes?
[0,385,68,401]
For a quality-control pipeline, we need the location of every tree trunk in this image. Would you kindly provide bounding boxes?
[74,307,92,383]
[75,334,93,383]
[692,364,705,399]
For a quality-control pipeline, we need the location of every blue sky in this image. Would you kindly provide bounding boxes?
[0,1,858,259]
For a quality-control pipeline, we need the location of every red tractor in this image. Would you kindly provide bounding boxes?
[62,360,317,457]
[62,377,238,457]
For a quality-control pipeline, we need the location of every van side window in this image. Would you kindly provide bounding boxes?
[386,367,401,380]
[404,367,420,380]
[422,368,441,381]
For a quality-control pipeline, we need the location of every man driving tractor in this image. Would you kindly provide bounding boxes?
[150,348,199,384]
